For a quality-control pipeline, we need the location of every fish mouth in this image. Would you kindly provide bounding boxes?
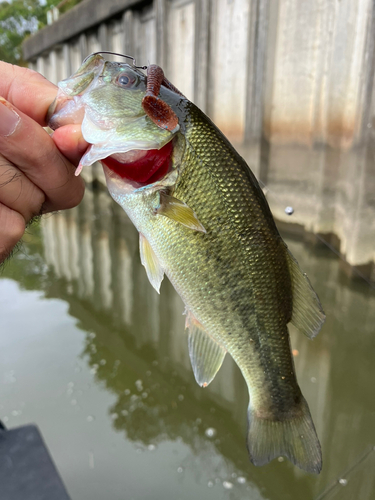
[101,140,174,185]
[48,90,176,183]
[47,93,85,130]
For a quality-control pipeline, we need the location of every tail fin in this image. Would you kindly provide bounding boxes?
[247,397,322,474]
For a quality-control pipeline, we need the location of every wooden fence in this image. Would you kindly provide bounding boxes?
[23,0,375,278]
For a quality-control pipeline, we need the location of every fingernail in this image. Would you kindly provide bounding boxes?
[0,98,20,137]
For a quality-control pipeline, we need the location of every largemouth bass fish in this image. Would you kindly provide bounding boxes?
[48,54,325,473]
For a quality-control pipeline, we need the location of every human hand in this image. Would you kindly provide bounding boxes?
[0,62,88,263]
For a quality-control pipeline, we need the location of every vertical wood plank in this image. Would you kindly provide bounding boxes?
[244,0,270,144]
[49,50,58,85]
[156,0,167,68]
[122,10,135,56]
[98,23,108,51]
[63,43,71,78]
[79,33,88,60]
[194,0,210,112]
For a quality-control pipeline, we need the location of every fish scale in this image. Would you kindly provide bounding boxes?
[49,55,325,473]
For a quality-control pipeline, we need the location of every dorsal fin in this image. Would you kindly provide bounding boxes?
[139,233,164,293]
[185,311,226,387]
[286,250,325,339]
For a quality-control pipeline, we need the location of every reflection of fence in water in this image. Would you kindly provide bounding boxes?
[40,183,329,433]
[40,181,375,493]
[41,183,247,411]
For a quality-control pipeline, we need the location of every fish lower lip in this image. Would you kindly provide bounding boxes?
[47,95,84,130]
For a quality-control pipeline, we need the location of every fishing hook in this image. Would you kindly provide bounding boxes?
[83,51,148,70]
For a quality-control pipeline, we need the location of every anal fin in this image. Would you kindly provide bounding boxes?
[185,312,226,387]
[139,233,164,293]
[286,250,326,339]
[157,193,206,233]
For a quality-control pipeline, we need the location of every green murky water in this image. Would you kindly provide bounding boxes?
[1,183,374,500]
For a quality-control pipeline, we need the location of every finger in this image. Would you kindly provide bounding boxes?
[0,203,25,262]
[0,98,85,213]
[52,124,89,166]
[0,154,45,222]
[0,61,57,126]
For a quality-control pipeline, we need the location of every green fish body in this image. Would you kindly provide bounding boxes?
[49,55,325,473]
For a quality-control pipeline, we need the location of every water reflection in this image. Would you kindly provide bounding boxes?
[2,180,375,500]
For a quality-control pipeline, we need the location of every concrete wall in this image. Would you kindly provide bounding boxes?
[23,0,375,279]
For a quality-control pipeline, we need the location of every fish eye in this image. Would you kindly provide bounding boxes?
[115,72,137,88]
[118,75,129,85]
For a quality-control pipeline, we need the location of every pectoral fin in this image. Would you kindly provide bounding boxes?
[157,193,206,233]
[185,312,226,387]
[287,250,325,339]
[139,233,164,293]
